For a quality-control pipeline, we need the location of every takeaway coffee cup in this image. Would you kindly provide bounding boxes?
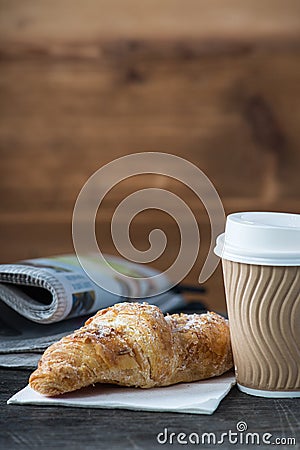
[214,212,300,398]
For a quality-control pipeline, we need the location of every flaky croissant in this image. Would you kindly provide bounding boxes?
[29,302,233,396]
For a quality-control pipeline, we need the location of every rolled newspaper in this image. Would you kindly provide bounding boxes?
[0,254,184,324]
[0,254,185,369]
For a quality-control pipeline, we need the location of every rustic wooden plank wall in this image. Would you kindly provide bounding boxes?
[0,1,299,311]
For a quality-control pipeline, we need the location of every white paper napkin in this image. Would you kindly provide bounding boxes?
[7,373,235,415]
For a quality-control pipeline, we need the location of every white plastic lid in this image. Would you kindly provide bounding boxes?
[214,211,300,266]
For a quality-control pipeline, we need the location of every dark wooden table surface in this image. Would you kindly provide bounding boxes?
[0,369,299,450]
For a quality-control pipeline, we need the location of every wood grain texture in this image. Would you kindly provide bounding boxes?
[0,1,299,312]
[1,369,300,450]
[1,53,300,210]
[1,0,300,44]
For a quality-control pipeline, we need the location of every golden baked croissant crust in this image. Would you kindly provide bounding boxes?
[29,302,233,396]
